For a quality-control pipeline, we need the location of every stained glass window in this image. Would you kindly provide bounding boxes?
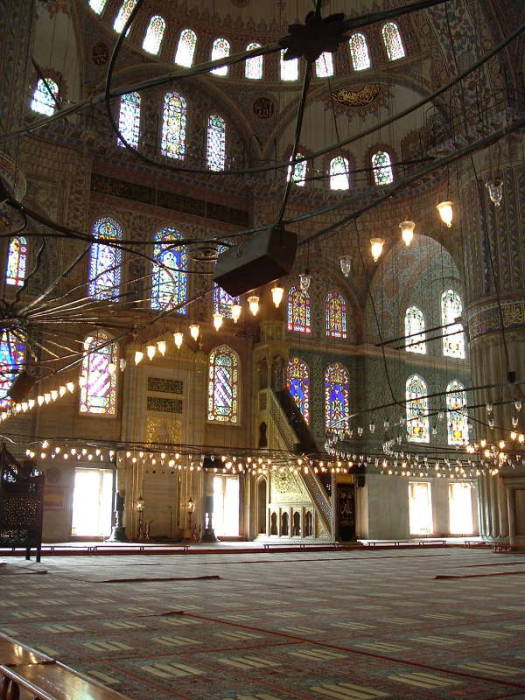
[114,0,137,33]
[117,91,141,148]
[88,0,107,14]
[31,78,58,116]
[208,345,239,423]
[0,331,25,410]
[207,114,226,171]
[286,357,310,423]
[446,380,469,446]
[330,156,350,190]
[213,247,239,317]
[324,363,350,434]
[88,217,122,301]
[211,38,230,76]
[281,50,298,81]
[161,92,187,159]
[287,287,311,333]
[245,43,263,79]
[288,153,307,187]
[349,33,371,71]
[382,22,405,61]
[441,290,465,358]
[151,227,188,313]
[372,151,394,185]
[315,52,334,77]
[325,292,347,338]
[6,237,28,287]
[142,15,166,55]
[79,331,118,416]
[405,306,426,354]
[406,374,430,443]
[174,29,197,67]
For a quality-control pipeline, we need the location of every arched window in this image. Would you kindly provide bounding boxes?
[207,114,226,171]
[405,306,426,354]
[6,237,28,287]
[330,156,350,190]
[89,218,122,301]
[281,50,298,81]
[79,331,118,416]
[174,29,197,67]
[288,153,307,187]
[0,331,25,410]
[31,78,58,116]
[382,22,405,61]
[142,15,165,55]
[315,52,334,77]
[324,363,350,434]
[286,357,310,423]
[446,380,469,446]
[211,38,230,76]
[117,91,141,148]
[349,33,371,71]
[213,247,239,317]
[88,0,107,14]
[287,287,311,333]
[114,0,137,33]
[208,345,239,423]
[245,43,263,79]
[325,292,347,339]
[161,92,187,159]
[372,151,394,185]
[151,227,188,312]
[441,290,465,358]
[406,375,430,443]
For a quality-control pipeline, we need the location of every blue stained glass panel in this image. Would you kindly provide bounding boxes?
[89,218,122,301]
[151,227,188,312]
[286,357,310,423]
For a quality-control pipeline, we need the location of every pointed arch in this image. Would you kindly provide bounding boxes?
[446,380,469,446]
[117,91,141,148]
[31,78,59,116]
[211,38,230,76]
[372,151,394,185]
[382,22,405,61]
[288,153,307,187]
[6,237,28,287]
[441,290,465,358]
[142,15,166,55]
[325,292,347,339]
[349,33,371,71]
[406,374,430,443]
[208,345,240,423]
[286,357,310,423]
[245,43,263,79]
[281,50,298,81]
[151,227,188,312]
[161,91,187,159]
[404,306,426,353]
[0,331,25,410]
[324,363,350,434]
[207,114,226,171]
[113,0,137,33]
[315,52,334,77]
[88,218,122,301]
[329,156,350,190]
[79,331,118,416]
[174,28,197,67]
[287,287,311,333]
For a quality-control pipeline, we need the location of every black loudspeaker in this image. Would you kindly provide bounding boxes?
[213,225,297,297]
[8,372,37,403]
[357,475,366,488]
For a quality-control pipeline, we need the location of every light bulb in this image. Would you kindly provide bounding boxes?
[486,179,503,207]
[119,359,127,372]
[59,386,66,397]
[436,201,454,227]
[157,340,167,356]
[299,273,311,292]
[189,324,200,341]
[213,313,223,331]
[231,304,242,323]
[370,238,385,262]
[399,220,415,247]
[44,393,51,404]
[271,286,284,308]
[51,390,58,402]
[108,362,117,375]
[173,332,183,349]
[28,399,35,409]
[134,351,144,365]
[66,382,75,393]
[339,255,351,277]
[146,345,156,361]
[248,295,260,316]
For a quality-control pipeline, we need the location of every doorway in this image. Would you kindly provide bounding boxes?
[71,468,114,538]
[449,482,474,534]
[257,478,267,534]
[213,475,240,537]
[408,481,433,535]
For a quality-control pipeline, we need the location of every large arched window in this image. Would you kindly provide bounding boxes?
[287,287,311,334]
[0,331,25,410]
[208,345,239,423]
[405,306,426,354]
[286,357,310,423]
[207,114,226,171]
[316,52,334,77]
[211,38,230,76]
[31,78,59,116]
[174,29,197,67]
[325,292,347,339]
[89,218,122,301]
[114,0,137,33]
[161,92,187,159]
[245,43,263,79]
[281,50,298,81]
[288,153,307,187]
[406,375,430,443]
[329,156,350,190]
[79,331,118,416]
[372,151,394,185]
[142,15,166,55]
[88,0,107,14]
[349,33,371,71]
[382,22,405,61]
[446,380,469,446]
[6,237,28,287]
[441,290,465,359]
[324,363,350,434]
[117,91,141,148]
[151,227,188,313]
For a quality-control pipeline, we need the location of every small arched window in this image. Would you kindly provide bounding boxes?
[89,217,122,301]
[406,374,430,443]
[208,345,240,423]
[330,156,350,190]
[31,78,59,116]
[0,331,25,410]
[207,114,226,171]
[287,287,311,333]
[446,380,469,446]
[382,22,405,61]
[245,43,263,79]
[372,151,394,185]
[117,91,141,148]
[315,52,334,77]
[286,357,310,423]
[79,331,118,416]
[288,153,307,187]
[174,29,197,67]
[151,227,188,313]
[349,33,371,71]
[6,237,28,287]
[281,50,298,81]
[88,0,107,14]
[161,91,187,159]
[142,15,166,55]
[324,363,350,434]
[325,292,347,339]
[441,290,465,358]
[405,306,426,354]
[211,38,230,76]
[113,0,137,33]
